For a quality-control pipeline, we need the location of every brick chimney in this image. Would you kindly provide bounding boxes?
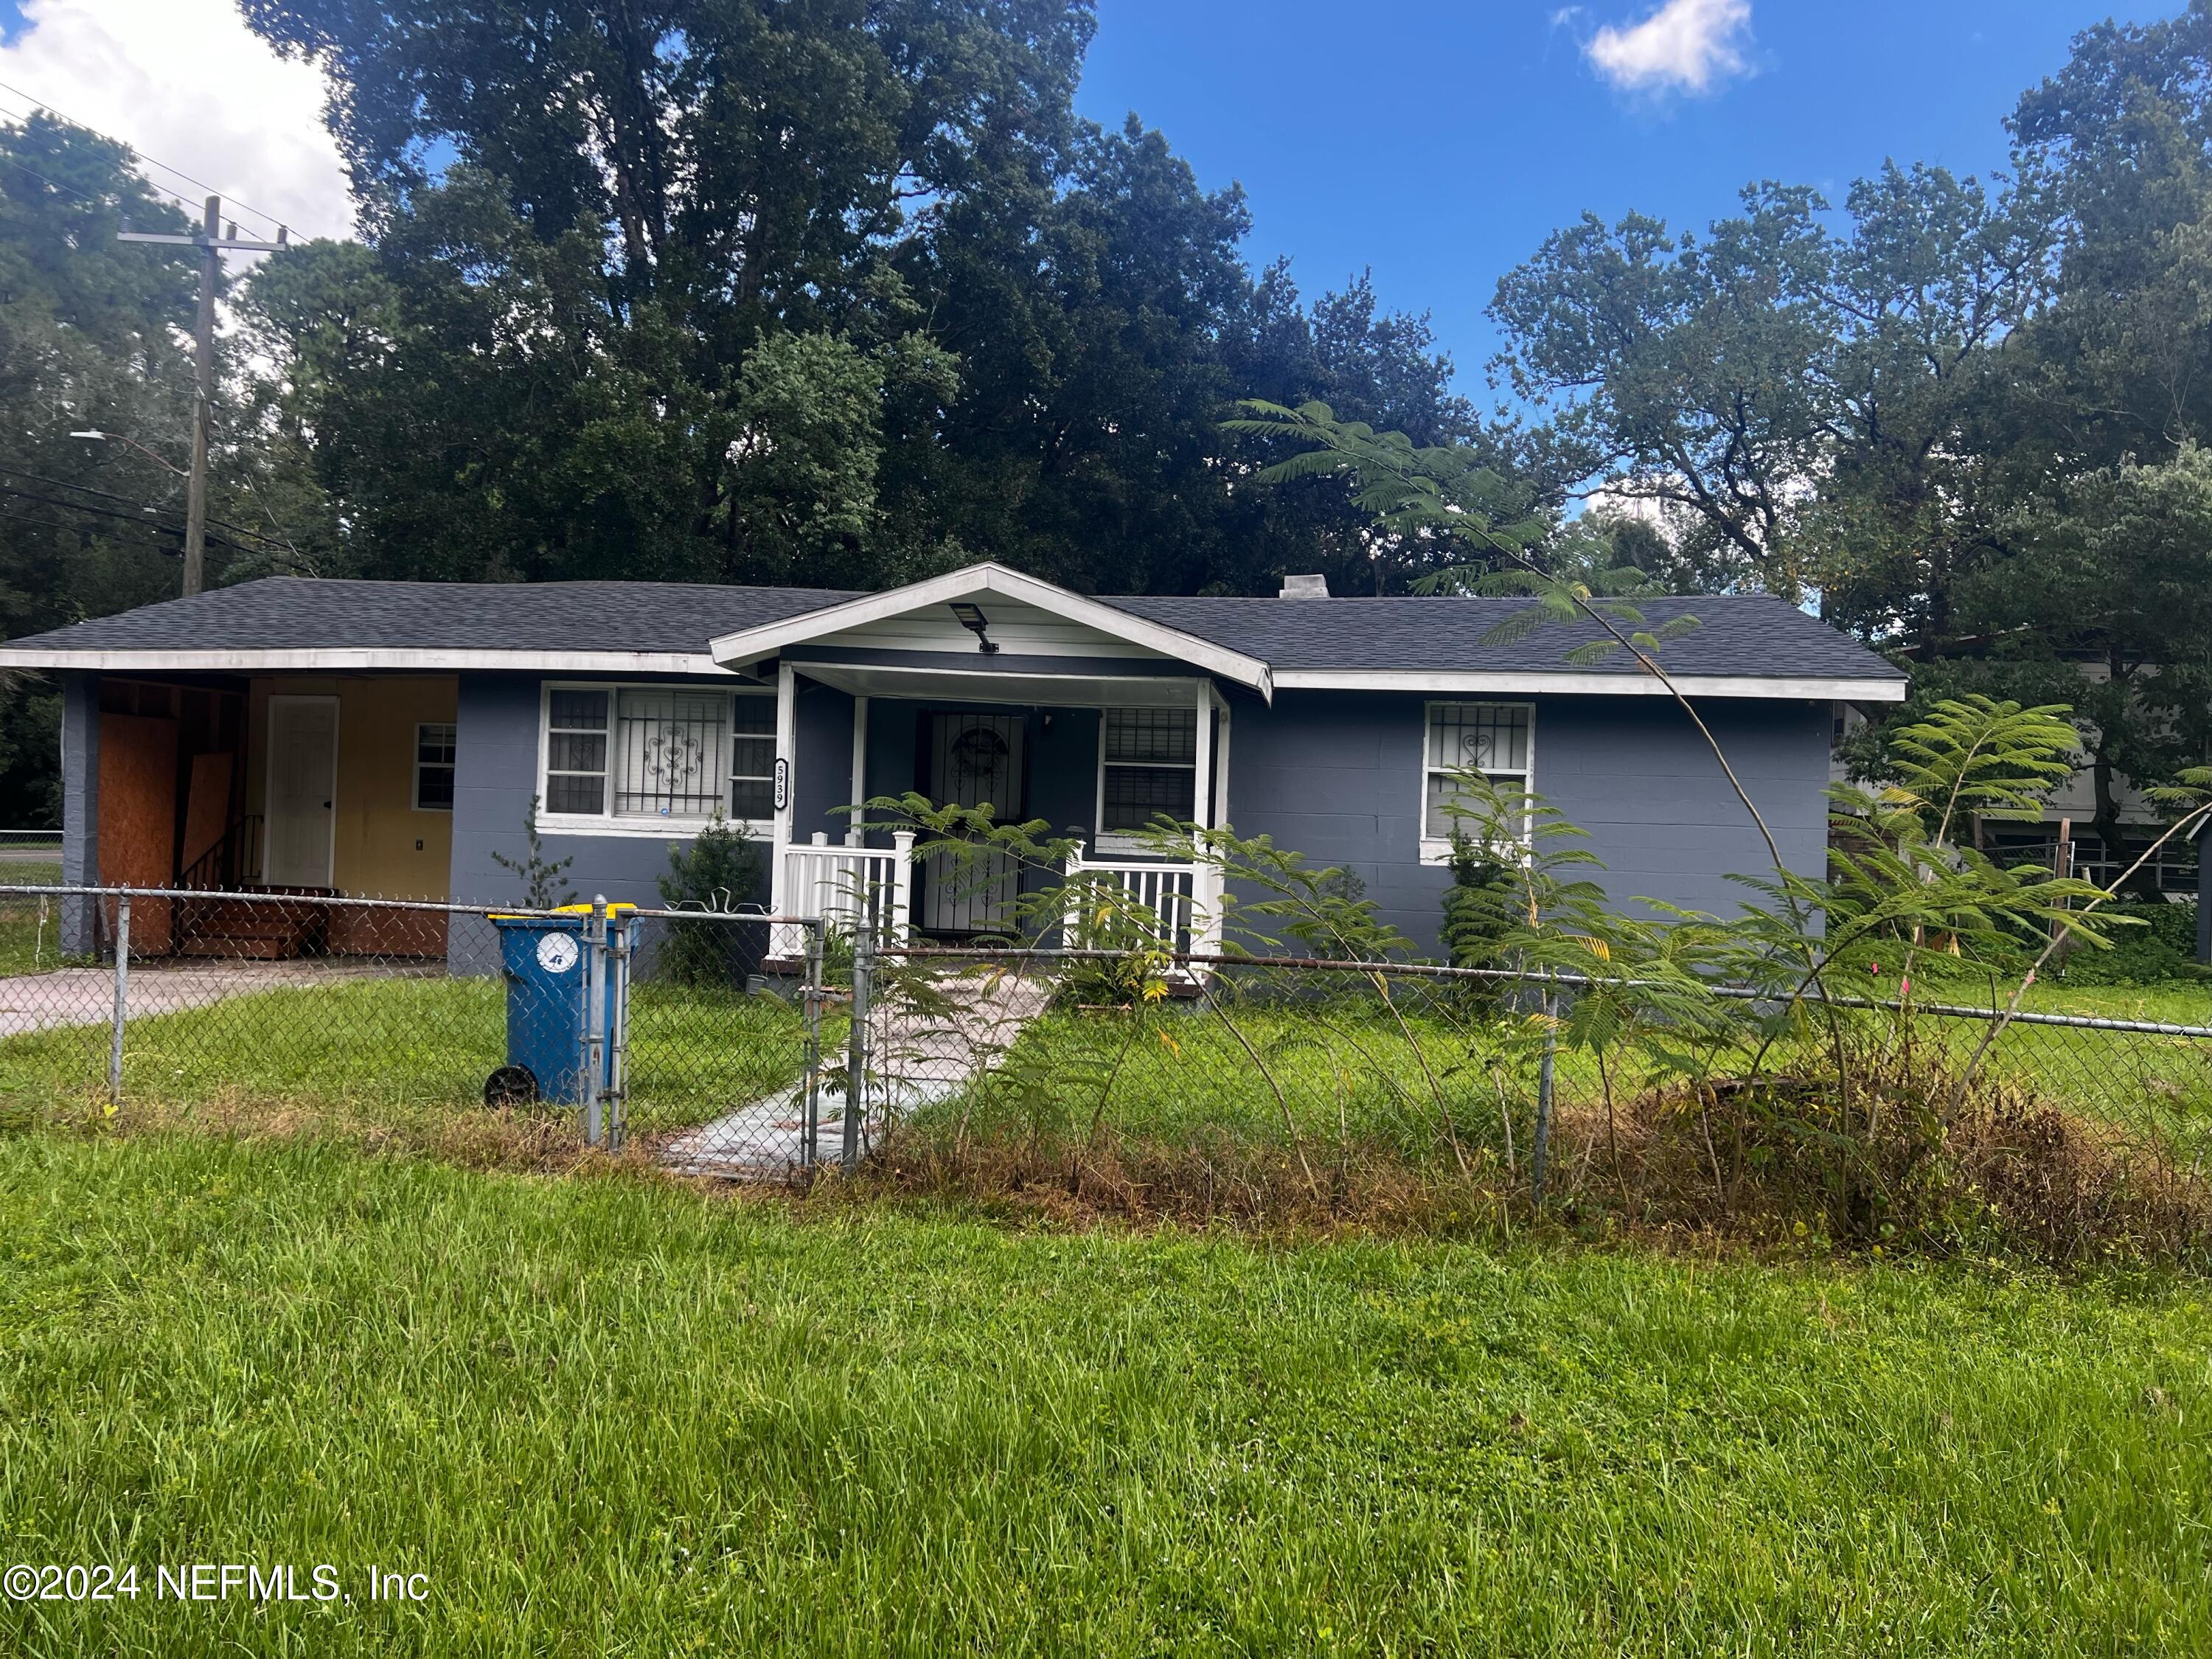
[1279,573,1329,599]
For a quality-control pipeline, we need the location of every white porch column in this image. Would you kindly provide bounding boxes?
[847,694,869,846]
[1192,679,1221,954]
[1208,685,1231,829]
[890,829,917,942]
[1192,678,1214,830]
[768,661,797,916]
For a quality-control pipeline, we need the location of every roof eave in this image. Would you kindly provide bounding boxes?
[0,647,743,676]
[706,562,1277,701]
[1268,668,1909,701]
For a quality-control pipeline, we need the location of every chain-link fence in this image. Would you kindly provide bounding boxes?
[0,885,832,1178]
[0,830,60,891]
[838,943,2212,1255]
[4,888,2209,1252]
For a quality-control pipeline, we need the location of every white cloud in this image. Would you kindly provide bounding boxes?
[0,0,353,247]
[1585,0,1755,97]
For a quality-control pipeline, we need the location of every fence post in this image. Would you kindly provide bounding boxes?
[844,922,872,1172]
[1531,974,1557,1210]
[583,895,608,1150]
[605,907,630,1153]
[801,919,824,1178]
[107,890,131,1107]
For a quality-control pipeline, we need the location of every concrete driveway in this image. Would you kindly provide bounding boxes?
[0,960,417,1039]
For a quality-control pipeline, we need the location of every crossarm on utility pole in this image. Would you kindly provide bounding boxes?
[115,198,293,598]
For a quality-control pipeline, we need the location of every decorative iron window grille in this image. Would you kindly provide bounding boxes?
[542,686,778,823]
[1423,703,1532,841]
[615,690,727,818]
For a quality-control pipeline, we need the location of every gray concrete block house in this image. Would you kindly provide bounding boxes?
[0,563,1905,961]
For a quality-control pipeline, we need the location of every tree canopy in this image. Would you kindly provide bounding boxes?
[1486,1,2212,864]
[12,0,2212,849]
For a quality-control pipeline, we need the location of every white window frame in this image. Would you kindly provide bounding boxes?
[1095,706,1200,856]
[412,721,456,812]
[1419,700,1535,866]
[535,681,778,838]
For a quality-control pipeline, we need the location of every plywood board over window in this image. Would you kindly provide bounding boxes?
[95,707,178,952]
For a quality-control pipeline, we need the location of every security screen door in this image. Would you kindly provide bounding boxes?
[922,712,1025,933]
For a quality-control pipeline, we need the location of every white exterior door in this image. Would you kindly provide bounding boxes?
[922,712,1024,933]
[264,695,339,887]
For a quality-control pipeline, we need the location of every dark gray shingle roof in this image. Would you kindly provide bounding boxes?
[3,577,860,655]
[1,575,1902,684]
[1105,593,1905,681]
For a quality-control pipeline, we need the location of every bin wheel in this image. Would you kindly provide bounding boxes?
[484,1064,539,1107]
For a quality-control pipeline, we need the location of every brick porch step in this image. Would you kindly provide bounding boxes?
[176,892,330,961]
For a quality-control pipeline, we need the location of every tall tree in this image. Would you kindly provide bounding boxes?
[237,1,1480,597]
[0,113,201,821]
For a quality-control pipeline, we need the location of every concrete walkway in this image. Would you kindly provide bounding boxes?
[659,966,1053,1179]
[0,960,421,1039]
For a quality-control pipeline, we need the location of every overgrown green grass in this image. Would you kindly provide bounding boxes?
[0,973,807,1133]
[925,991,2212,1172]
[0,1132,2205,1655]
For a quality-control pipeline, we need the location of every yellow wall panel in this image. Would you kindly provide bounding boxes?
[248,675,457,900]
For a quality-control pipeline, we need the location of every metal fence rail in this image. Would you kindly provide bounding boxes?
[0,884,831,1178]
[849,942,2212,1220]
[4,887,2210,1237]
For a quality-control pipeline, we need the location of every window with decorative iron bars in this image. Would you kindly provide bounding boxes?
[1422,702,1533,853]
[1099,708,1197,844]
[540,686,776,826]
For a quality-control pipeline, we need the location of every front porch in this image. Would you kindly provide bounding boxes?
[760,667,1230,969]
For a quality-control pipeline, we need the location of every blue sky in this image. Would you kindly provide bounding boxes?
[0,0,2180,396]
[1074,1,2177,400]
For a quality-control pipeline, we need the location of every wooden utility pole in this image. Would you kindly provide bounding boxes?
[117,195,288,597]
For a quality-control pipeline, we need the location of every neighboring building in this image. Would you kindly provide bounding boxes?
[0,563,1906,961]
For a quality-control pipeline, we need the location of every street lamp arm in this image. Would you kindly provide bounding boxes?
[69,431,189,479]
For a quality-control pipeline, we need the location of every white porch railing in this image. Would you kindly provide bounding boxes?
[773,830,915,960]
[1062,841,1221,967]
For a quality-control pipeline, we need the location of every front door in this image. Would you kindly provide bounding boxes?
[264,695,338,887]
[922,712,1024,933]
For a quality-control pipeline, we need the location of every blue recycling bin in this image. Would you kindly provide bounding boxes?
[487,906,627,1106]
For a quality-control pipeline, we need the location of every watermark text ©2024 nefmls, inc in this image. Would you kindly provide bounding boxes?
[4,1562,429,1605]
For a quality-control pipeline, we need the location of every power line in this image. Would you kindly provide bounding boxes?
[0,466,291,552]
[0,485,265,556]
[0,94,217,228]
[0,78,315,240]
[0,150,102,209]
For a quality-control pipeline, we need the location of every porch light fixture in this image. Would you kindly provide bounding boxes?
[948,602,1000,653]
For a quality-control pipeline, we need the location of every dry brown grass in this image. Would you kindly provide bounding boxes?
[10,1048,2207,1268]
[852,1051,2212,1267]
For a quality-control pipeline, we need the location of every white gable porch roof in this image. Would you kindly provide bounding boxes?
[706,562,1276,701]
